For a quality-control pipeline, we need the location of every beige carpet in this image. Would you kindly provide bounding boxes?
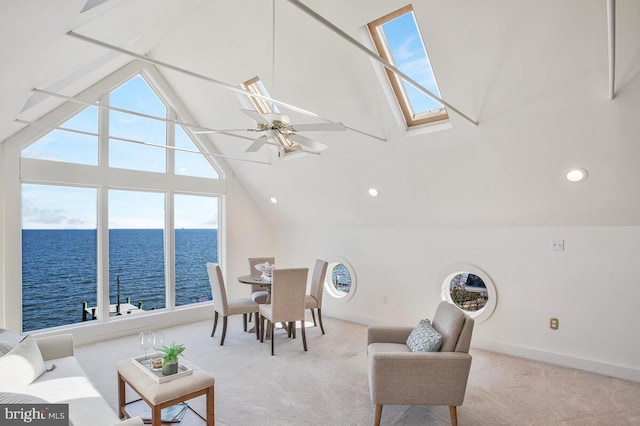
[75,316,640,425]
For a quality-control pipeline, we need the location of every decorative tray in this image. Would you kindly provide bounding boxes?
[132,355,194,384]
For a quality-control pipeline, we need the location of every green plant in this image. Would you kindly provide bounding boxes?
[158,342,185,367]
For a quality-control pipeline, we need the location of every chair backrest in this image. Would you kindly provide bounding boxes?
[206,262,228,315]
[249,257,275,293]
[270,268,308,323]
[431,301,475,353]
[309,259,329,306]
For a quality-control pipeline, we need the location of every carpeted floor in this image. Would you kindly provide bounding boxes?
[75,316,640,425]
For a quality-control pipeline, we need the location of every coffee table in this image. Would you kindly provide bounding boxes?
[117,358,215,426]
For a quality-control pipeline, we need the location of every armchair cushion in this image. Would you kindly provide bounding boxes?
[406,319,442,352]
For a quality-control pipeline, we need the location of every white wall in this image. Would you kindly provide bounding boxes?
[275,226,640,381]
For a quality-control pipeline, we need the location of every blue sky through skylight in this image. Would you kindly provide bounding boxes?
[381,11,444,115]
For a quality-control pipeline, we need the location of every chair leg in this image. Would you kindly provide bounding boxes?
[301,320,307,351]
[270,322,275,356]
[449,406,458,426]
[374,405,383,426]
[243,313,248,332]
[211,311,219,337]
[255,312,260,340]
[310,308,317,326]
[248,312,252,323]
[317,308,325,335]
[260,316,265,343]
[220,316,228,346]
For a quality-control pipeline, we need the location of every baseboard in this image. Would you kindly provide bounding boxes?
[469,339,640,383]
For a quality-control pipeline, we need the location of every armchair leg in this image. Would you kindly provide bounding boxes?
[374,405,383,426]
[211,311,219,337]
[449,406,458,426]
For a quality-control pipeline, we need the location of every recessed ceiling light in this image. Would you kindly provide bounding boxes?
[566,168,588,183]
[270,197,278,204]
[368,188,379,197]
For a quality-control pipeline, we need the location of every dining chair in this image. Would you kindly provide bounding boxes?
[259,268,309,356]
[248,257,274,305]
[305,259,329,334]
[206,262,260,345]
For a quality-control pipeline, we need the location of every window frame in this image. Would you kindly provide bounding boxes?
[367,4,449,127]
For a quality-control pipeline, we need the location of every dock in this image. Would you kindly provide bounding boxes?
[83,297,144,321]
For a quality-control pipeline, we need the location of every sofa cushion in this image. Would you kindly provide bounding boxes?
[0,391,48,404]
[406,319,443,352]
[0,329,20,357]
[25,356,121,426]
[0,335,46,390]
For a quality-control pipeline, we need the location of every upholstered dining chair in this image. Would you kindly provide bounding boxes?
[206,262,260,345]
[367,301,475,426]
[305,259,328,334]
[248,257,274,305]
[259,268,309,356]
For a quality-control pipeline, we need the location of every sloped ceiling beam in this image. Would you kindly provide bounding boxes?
[607,0,615,100]
[66,31,386,142]
[285,0,478,127]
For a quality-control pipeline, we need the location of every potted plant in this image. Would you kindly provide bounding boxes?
[157,342,185,376]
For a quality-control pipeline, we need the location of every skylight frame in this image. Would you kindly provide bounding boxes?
[367,4,449,127]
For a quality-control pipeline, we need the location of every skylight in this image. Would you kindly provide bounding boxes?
[368,4,448,127]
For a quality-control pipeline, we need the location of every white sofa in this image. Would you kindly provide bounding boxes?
[0,332,142,426]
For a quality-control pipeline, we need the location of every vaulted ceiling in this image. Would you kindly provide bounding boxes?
[3,0,640,228]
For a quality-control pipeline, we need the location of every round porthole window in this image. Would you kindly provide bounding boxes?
[324,257,356,303]
[438,263,497,323]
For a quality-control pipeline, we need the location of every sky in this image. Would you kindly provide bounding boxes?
[381,10,444,115]
[21,75,219,230]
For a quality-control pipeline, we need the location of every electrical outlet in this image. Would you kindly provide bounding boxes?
[550,240,564,251]
[550,317,559,330]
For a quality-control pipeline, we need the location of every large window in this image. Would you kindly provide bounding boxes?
[21,185,97,332]
[368,5,448,127]
[19,66,222,332]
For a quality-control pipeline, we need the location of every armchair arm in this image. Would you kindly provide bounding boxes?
[368,351,472,406]
[367,326,414,345]
[35,334,74,361]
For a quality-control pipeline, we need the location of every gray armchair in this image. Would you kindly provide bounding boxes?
[367,301,474,426]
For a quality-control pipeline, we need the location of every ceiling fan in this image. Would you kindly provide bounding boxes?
[195,109,347,154]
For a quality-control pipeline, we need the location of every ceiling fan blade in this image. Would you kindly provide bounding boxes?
[245,135,268,153]
[240,109,273,126]
[287,134,328,152]
[192,128,248,134]
[291,122,346,132]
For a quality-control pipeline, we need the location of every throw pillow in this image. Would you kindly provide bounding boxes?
[0,335,46,390]
[406,318,443,352]
[0,329,20,357]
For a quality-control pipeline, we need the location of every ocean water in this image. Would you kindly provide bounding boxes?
[21,229,217,332]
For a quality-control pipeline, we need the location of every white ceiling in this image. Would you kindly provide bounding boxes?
[2,0,640,228]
